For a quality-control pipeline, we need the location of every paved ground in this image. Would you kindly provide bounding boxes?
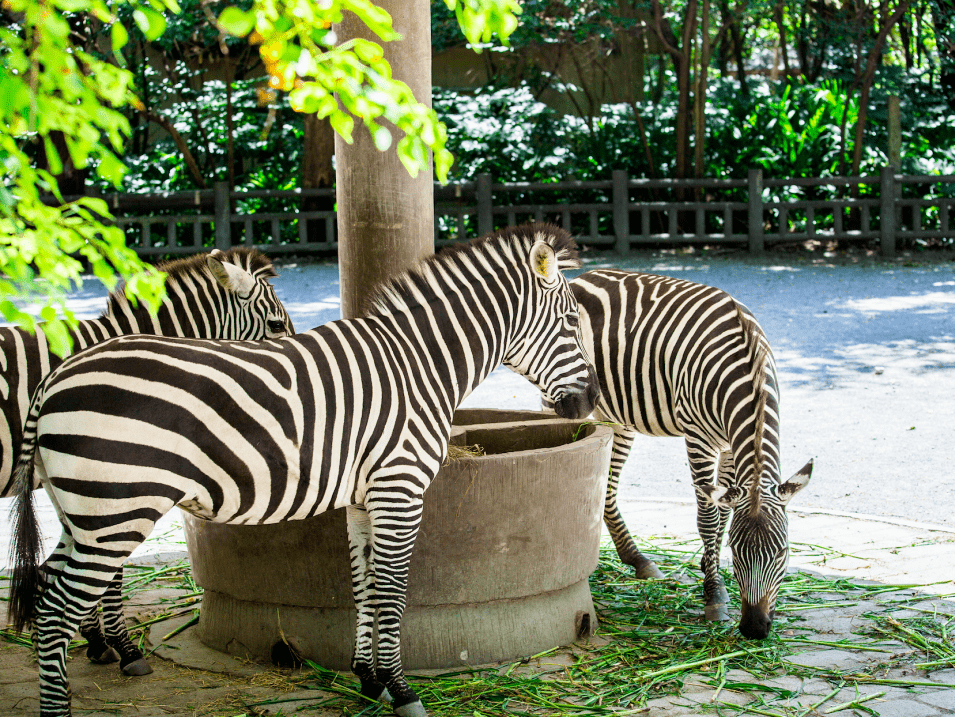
[2,245,954,715]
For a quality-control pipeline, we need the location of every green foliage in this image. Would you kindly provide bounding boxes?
[2,0,522,352]
[434,74,955,186]
[0,0,171,356]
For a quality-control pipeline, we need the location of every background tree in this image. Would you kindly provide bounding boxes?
[0,0,521,355]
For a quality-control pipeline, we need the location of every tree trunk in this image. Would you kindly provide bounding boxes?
[651,0,697,180]
[934,0,955,109]
[849,0,912,176]
[694,0,711,180]
[302,114,336,244]
[335,0,434,320]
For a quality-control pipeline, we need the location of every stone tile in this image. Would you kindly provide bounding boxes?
[784,649,865,670]
[918,689,955,711]
[868,698,941,717]
[929,671,955,685]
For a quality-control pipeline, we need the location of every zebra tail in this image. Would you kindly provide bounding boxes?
[7,391,44,634]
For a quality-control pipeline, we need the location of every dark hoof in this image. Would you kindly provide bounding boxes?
[633,561,665,580]
[394,700,427,717]
[121,658,153,676]
[705,603,731,622]
[87,646,120,664]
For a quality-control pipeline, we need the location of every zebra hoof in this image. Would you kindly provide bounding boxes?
[87,646,120,665]
[121,658,154,676]
[705,603,731,622]
[634,562,665,580]
[379,687,393,704]
[393,699,427,717]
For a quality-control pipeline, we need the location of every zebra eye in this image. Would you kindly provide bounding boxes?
[565,314,579,329]
[267,319,286,334]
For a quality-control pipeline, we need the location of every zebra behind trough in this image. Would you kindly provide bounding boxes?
[544,269,812,639]
[0,247,294,676]
[8,224,600,717]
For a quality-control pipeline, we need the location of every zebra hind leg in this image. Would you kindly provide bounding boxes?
[603,426,664,580]
[101,569,153,675]
[78,609,120,665]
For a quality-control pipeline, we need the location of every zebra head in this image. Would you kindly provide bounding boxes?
[207,248,295,339]
[702,459,813,639]
[502,226,600,420]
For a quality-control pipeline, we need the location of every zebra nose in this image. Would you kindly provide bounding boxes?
[739,597,774,640]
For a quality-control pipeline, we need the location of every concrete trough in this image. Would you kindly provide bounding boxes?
[184,409,612,670]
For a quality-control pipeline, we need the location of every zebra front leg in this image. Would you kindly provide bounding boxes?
[100,569,152,675]
[346,505,391,705]
[603,425,664,579]
[367,496,426,717]
[687,438,731,622]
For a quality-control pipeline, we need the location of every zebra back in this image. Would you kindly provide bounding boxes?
[569,268,781,488]
[0,247,293,497]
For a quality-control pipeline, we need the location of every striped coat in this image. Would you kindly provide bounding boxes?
[9,224,599,717]
[550,269,812,639]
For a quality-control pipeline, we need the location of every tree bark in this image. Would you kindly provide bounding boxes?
[141,110,208,188]
[335,0,434,320]
[934,0,955,109]
[849,0,912,176]
[651,0,697,180]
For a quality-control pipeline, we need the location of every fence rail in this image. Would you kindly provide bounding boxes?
[69,167,955,258]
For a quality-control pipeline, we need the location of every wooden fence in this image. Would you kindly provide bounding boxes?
[95,167,954,258]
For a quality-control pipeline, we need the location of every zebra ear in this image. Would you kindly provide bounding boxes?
[778,459,813,505]
[697,482,739,508]
[208,255,256,298]
[530,241,559,284]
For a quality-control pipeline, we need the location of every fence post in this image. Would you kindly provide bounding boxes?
[613,169,629,254]
[747,168,764,254]
[214,181,231,251]
[477,173,493,237]
[880,165,896,258]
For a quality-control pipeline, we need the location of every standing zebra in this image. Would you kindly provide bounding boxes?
[1,247,294,676]
[9,224,599,717]
[545,269,812,639]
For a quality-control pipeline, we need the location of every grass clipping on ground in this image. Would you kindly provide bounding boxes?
[244,542,955,717]
[3,541,954,716]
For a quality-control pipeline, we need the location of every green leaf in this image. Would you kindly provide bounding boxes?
[372,124,392,151]
[218,7,254,37]
[111,22,128,52]
[329,111,354,144]
[41,317,73,359]
[133,6,166,41]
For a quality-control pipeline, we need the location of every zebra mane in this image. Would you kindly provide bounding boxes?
[735,301,771,514]
[364,223,580,316]
[102,247,277,319]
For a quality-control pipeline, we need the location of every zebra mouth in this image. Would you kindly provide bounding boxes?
[553,373,600,420]
[739,596,775,640]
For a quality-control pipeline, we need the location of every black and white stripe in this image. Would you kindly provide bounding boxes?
[545,269,812,639]
[8,224,599,717]
[0,247,293,677]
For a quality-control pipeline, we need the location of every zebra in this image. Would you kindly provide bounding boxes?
[544,269,812,639]
[8,223,600,717]
[1,246,294,676]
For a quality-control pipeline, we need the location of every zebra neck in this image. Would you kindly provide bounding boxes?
[376,291,513,416]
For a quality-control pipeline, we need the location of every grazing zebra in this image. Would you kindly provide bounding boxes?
[1,247,294,677]
[8,224,599,717]
[544,269,812,639]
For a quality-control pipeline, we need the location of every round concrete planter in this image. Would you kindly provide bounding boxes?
[183,410,612,670]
